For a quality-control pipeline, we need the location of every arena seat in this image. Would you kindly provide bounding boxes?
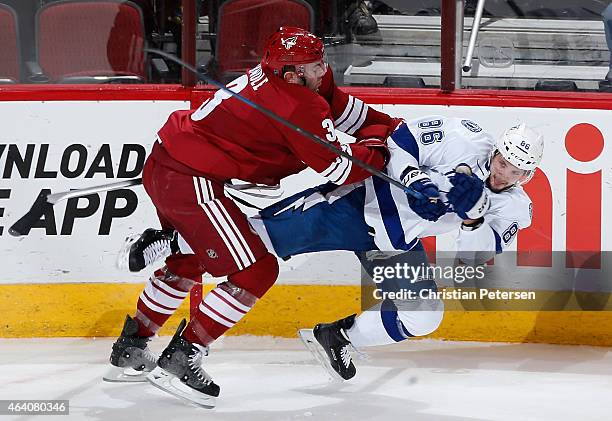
[36,0,146,83]
[0,3,20,83]
[212,0,314,82]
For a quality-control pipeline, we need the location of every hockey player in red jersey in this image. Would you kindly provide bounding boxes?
[103,26,400,407]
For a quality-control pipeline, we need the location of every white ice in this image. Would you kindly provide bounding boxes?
[1,336,611,421]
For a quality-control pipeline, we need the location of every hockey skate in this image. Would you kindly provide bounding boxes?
[103,315,157,382]
[116,228,178,272]
[147,319,220,408]
[299,314,357,381]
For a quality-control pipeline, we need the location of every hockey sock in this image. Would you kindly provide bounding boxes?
[183,253,278,345]
[183,281,257,345]
[346,300,410,347]
[346,299,444,348]
[135,254,203,337]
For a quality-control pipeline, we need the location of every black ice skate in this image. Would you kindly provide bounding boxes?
[299,314,357,381]
[116,228,178,272]
[103,315,157,382]
[147,319,220,408]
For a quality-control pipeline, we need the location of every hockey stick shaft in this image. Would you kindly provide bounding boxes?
[46,178,143,204]
[145,48,424,200]
[9,178,143,236]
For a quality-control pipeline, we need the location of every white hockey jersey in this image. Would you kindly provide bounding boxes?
[363,116,533,255]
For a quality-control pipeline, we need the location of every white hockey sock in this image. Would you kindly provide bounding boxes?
[346,299,444,348]
[346,307,399,348]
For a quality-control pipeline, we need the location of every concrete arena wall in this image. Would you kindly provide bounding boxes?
[1,87,611,345]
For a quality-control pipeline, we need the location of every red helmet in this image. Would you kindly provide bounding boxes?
[261,26,325,76]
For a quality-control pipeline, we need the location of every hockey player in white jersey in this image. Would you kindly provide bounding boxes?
[248,117,544,380]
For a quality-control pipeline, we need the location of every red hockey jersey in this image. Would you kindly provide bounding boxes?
[157,64,393,185]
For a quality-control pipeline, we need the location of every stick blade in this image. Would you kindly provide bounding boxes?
[8,191,52,237]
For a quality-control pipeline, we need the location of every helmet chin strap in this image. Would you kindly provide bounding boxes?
[282,65,307,86]
[486,176,515,194]
[486,149,518,193]
[486,149,534,192]
[295,65,307,86]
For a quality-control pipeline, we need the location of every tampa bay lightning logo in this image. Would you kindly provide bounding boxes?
[461,120,482,133]
[502,222,519,244]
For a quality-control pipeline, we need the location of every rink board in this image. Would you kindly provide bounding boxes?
[1,88,612,343]
[2,283,612,346]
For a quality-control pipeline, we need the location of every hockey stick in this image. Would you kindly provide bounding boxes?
[145,48,425,200]
[8,178,143,237]
[8,177,283,236]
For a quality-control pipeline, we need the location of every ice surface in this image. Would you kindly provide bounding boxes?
[1,336,611,420]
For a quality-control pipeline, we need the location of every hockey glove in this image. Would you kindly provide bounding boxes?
[402,168,447,222]
[353,118,404,143]
[448,172,490,220]
[355,137,390,164]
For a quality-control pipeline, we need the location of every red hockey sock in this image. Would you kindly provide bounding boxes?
[134,254,203,337]
[183,253,278,345]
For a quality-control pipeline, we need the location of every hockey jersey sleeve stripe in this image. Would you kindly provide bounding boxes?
[390,123,419,162]
[492,229,503,254]
[319,143,352,185]
[345,100,369,135]
[334,96,355,129]
[335,97,368,134]
[372,176,421,251]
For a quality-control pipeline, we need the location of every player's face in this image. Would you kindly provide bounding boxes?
[299,60,327,91]
[488,153,529,192]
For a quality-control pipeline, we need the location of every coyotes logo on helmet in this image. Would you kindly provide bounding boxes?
[281,36,298,50]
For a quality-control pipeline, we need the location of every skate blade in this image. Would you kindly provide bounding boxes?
[103,365,150,383]
[298,329,345,383]
[116,233,141,272]
[146,366,216,409]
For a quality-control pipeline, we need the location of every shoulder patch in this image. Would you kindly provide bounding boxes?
[461,119,482,133]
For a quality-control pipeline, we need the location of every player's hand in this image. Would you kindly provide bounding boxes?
[354,117,404,142]
[355,137,390,164]
[403,169,447,222]
[448,171,490,220]
[388,117,404,133]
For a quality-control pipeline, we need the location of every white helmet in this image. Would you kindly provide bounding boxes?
[494,123,544,185]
